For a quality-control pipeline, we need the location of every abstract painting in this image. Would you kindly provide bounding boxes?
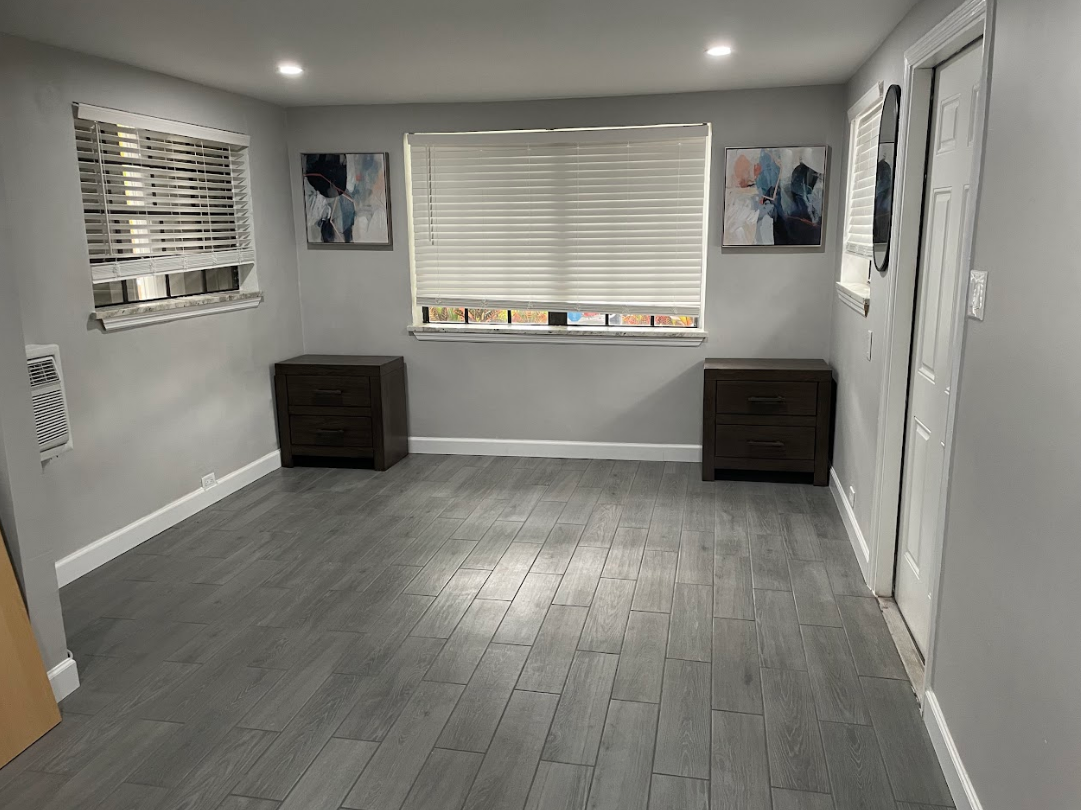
[722,146,827,247]
[302,152,391,247]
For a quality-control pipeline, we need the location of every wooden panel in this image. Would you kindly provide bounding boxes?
[710,457,816,474]
[277,354,403,372]
[287,375,371,408]
[715,426,816,461]
[715,381,818,416]
[0,531,60,768]
[704,358,831,375]
[703,360,832,485]
[290,415,373,448]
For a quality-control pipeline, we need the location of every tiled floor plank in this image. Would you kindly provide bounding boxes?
[585,700,657,810]
[33,458,942,810]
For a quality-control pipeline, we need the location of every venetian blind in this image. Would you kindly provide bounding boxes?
[844,103,883,258]
[75,104,254,283]
[407,124,710,315]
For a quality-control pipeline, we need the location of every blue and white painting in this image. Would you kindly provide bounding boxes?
[303,152,391,246]
[723,146,827,247]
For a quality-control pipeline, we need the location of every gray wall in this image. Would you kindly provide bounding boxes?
[288,87,845,446]
[931,0,1081,805]
[0,161,69,671]
[0,35,304,566]
[828,0,965,535]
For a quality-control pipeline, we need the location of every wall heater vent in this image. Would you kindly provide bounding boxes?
[26,344,73,461]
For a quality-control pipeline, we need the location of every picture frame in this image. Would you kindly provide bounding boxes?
[722,145,829,247]
[302,152,392,248]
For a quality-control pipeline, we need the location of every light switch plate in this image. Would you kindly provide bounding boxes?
[968,270,988,320]
[865,330,873,361]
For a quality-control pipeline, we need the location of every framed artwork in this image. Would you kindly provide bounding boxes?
[722,146,828,247]
[302,152,392,247]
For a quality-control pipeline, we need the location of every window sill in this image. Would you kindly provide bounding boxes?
[409,323,707,346]
[93,291,263,331]
[835,281,871,316]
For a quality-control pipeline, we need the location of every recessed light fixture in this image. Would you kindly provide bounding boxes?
[706,45,733,57]
[278,62,304,76]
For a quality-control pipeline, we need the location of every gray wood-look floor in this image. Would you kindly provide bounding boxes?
[0,455,955,810]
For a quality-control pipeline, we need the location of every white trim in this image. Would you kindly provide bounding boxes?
[409,324,706,346]
[829,467,871,578]
[835,281,870,316]
[74,103,250,146]
[848,81,885,120]
[55,450,280,587]
[48,654,80,702]
[408,122,709,146]
[409,436,701,462]
[866,0,990,604]
[94,292,263,332]
[924,690,984,810]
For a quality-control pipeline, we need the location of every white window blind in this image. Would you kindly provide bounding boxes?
[74,104,254,284]
[844,98,883,258]
[407,124,710,315]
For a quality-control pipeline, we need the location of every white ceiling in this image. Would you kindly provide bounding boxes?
[0,0,916,106]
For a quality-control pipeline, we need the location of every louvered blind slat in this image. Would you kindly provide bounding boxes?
[407,125,710,315]
[844,103,883,258]
[75,109,255,283]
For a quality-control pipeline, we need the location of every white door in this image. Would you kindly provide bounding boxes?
[895,42,983,655]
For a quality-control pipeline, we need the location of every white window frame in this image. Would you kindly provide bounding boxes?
[404,124,710,346]
[837,83,884,316]
[75,104,262,330]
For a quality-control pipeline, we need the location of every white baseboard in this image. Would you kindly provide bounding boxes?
[408,436,701,462]
[48,654,80,702]
[55,450,281,587]
[924,689,983,810]
[829,467,871,579]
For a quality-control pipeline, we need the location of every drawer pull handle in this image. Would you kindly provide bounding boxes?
[314,389,343,396]
[316,428,346,434]
[747,440,784,447]
[747,396,785,403]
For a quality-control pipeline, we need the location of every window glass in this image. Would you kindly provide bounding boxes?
[467,309,509,324]
[654,315,697,328]
[125,275,169,302]
[168,270,207,297]
[94,281,126,308]
[205,267,240,293]
[428,306,466,323]
[568,312,606,326]
[510,310,548,324]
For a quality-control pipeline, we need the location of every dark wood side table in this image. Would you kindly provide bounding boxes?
[274,355,408,471]
[702,358,833,485]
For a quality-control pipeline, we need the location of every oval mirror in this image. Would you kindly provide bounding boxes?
[874,84,902,272]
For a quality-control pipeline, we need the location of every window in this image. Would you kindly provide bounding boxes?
[75,104,255,310]
[837,84,883,315]
[406,124,710,340]
[843,86,884,259]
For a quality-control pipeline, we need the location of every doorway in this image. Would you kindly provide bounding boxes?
[894,42,984,655]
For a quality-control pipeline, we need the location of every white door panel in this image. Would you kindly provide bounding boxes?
[896,42,983,654]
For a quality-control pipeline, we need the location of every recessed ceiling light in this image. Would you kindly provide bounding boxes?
[278,62,304,76]
[706,45,733,57]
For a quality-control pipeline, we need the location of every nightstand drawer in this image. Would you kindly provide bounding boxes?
[715,381,817,416]
[715,425,817,460]
[287,375,371,408]
[290,415,373,448]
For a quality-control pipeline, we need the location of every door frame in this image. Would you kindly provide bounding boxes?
[865,0,994,685]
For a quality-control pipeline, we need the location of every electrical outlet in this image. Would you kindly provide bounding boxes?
[848,485,856,508]
[201,472,217,490]
[865,330,873,361]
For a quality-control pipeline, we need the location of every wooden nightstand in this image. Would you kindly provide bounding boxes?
[702,359,833,485]
[274,355,408,471]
